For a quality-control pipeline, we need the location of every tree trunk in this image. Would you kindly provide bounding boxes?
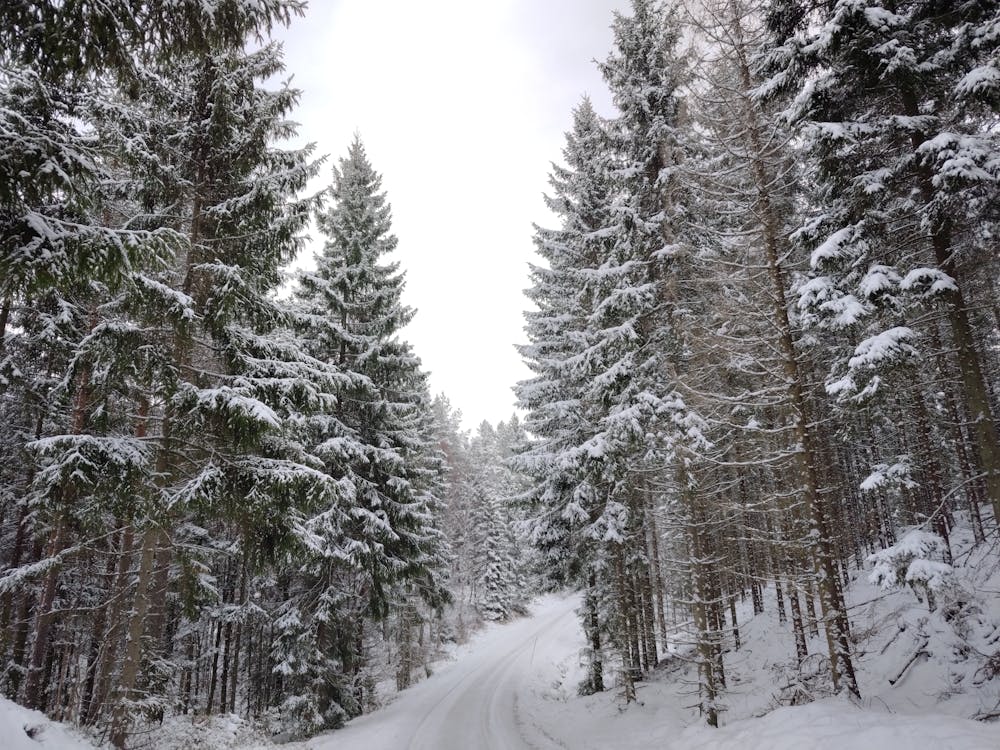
[728,594,740,651]
[23,341,95,709]
[206,619,223,715]
[899,87,1000,525]
[22,521,66,710]
[0,296,10,356]
[79,532,124,724]
[585,571,604,693]
[109,526,158,748]
[644,486,670,651]
[731,50,859,694]
[612,545,636,703]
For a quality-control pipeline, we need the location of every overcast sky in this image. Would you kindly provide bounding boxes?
[275,0,628,430]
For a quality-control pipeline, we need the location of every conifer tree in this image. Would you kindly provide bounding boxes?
[294,135,446,619]
[763,0,1000,526]
[683,0,862,702]
[517,97,620,692]
[467,422,524,622]
[517,97,614,587]
[592,0,692,701]
[278,137,449,732]
[520,0,692,702]
[0,1,307,347]
[102,38,329,747]
[1,16,337,743]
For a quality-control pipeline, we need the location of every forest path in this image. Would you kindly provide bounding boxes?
[305,593,581,750]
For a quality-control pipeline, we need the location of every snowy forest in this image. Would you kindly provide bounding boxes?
[2,1,1000,749]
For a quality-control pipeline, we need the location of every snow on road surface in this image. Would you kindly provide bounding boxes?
[3,592,1000,750]
[305,593,581,750]
[304,592,1000,750]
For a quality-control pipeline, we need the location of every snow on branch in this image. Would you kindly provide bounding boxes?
[868,530,957,611]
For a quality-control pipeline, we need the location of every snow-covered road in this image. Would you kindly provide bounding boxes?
[302,592,1000,750]
[5,590,999,750]
[306,594,580,750]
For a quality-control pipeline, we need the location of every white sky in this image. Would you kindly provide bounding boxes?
[275,0,628,429]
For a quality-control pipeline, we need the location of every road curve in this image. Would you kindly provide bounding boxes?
[307,594,580,750]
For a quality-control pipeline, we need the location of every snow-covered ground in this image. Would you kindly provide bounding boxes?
[296,585,1000,750]
[4,534,1000,750]
[301,593,580,750]
[0,697,96,750]
[677,698,1000,750]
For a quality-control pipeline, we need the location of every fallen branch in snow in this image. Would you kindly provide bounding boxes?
[972,649,1000,685]
[970,695,1000,723]
[846,591,898,611]
[889,637,930,686]
[879,624,907,656]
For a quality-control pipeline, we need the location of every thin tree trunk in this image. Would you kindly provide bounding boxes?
[728,593,740,651]
[734,53,859,693]
[0,296,10,356]
[22,522,66,710]
[613,545,636,703]
[899,87,1000,525]
[644,487,670,651]
[5,539,42,699]
[229,569,246,714]
[205,619,223,715]
[688,496,718,726]
[109,525,158,748]
[23,339,95,709]
[585,571,604,693]
[79,534,123,724]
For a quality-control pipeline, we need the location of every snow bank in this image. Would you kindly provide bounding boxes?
[0,697,95,750]
[150,713,274,750]
[0,698,279,750]
[677,698,1000,750]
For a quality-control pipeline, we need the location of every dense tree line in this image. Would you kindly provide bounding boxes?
[4,0,1000,744]
[0,3,531,746]
[518,0,1000,726]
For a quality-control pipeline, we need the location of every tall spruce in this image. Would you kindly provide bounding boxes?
[280,137,448,732]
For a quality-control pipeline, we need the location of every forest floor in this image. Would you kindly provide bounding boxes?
[5,520,1000,748]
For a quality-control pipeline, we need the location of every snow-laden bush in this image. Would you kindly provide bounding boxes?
[868,530,957,611]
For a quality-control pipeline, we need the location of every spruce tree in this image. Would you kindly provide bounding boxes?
[0,20,334,742]
[517,97,620,692]
[278,137,448,732]
[683,0,862,702]
[295,135,446,618]
[764,0,1000,526]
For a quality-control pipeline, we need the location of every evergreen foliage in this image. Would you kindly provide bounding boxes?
[2,0,1000,743]
[517,0,1000,725]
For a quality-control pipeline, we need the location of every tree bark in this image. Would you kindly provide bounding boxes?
[736,50,860,695]
[109,525,158,748]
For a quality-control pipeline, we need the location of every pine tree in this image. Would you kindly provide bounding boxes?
[295,135,446,618]
[467,422,524,623]
[519,0,691,702]
[517,97,613,588]
[103,39,329,747]
[0,1,308,348]
[517,96,622,692]
[592,0,692,702]
[0,17,336,742]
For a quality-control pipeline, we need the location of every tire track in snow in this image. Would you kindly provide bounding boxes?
[405,595,579,750]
